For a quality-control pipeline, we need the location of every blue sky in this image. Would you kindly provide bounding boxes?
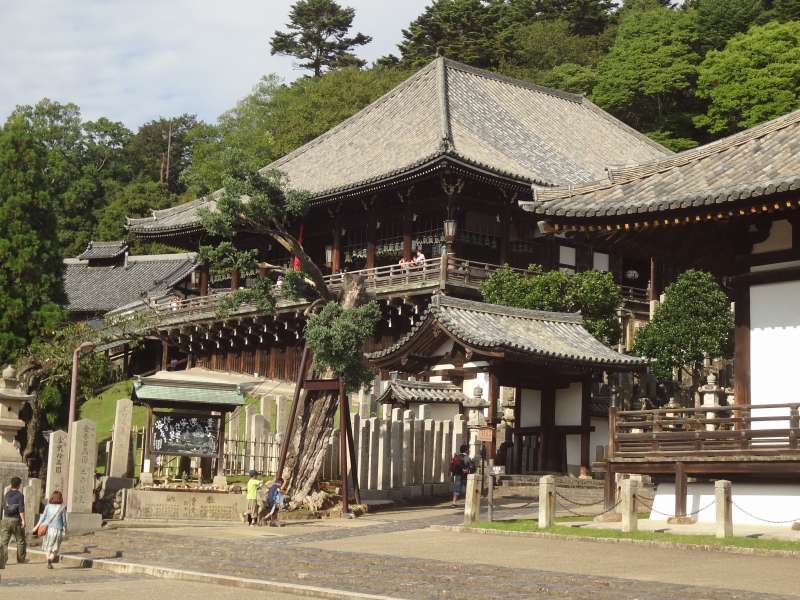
[0,0,431,129]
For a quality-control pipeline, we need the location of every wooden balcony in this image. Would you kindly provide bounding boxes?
[146,256,648,329]
[608,404,800,466]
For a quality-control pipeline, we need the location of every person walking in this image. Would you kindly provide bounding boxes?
[34,491,67,569]
[1,476,27,578]
[449,444,474,508]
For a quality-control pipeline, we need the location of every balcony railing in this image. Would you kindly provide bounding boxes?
[150,256,648,324]
[608,403,800,460]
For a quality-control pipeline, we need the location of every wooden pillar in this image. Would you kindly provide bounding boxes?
[161,338,169,371]
[339,380,349,513]
[366,213,377,270]
[488,370,499,459]
[402,209,413,262]
[539,386,555,471]
[217,412,225,476]
[332,217,342,274]
[648,256,660,302]
[734,281,750,406]
[674,461,687,519]
[499,207,510,265]
[230,269,240,291]
[198,264,209,296]
[604,463,616,510]
[580,375,591,470]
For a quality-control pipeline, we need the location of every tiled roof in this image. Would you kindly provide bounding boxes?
[377,380,468,406]
[63,253,197,314]
[366,294,646,369]
[128,57,669,237]
[523,109,800,220]
[77,240,128,260]
[133,376,246,407]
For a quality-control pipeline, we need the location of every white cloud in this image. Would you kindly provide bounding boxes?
[0,0,429,128]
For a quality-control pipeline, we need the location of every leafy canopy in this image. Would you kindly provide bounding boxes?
[270,0,372,77]
[480,265,622,345]
[633,270,733,381]
[695,20,800,135]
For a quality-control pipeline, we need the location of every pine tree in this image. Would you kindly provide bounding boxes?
[270,0,372,77]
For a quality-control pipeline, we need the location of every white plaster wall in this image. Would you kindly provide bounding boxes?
[423,403,461,421]
[565,435,580,470]
[519,388,541,427]
[752,219,792,254]
[590,416,609,463]
[555,382,582,426]
[750,280,800,427]
[652,482,800,525]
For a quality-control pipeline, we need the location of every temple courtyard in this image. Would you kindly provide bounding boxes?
[3,503,799,599]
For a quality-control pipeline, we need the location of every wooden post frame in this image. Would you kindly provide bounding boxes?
[339,379,349,514]
[276,347,311,479]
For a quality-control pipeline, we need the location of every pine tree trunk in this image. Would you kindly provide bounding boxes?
[281,273,368,507]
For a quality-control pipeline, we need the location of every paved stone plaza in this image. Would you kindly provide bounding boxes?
[3,503,798,599]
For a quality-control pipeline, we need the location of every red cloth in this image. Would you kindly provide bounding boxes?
[293,223,304,271]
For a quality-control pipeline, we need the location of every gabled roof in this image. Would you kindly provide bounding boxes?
[132,376,246,408]
[63,252,197,314]
[377,380,468,406]
[77,240,128,261]
[128,57,669,237]
[366,294,645,369]
[523,109,800,221]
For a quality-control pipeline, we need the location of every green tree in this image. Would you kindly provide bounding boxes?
[270,0,372,77]
[539,63,598,95]
[564,0,614,35]
[633,270,733,382]
[695,21,800,135]
[94,178,178,241]
[480,265,622,345]
[772,0,800,21]
[696,0,763,51]
[592,4,701,148]
[199,167,379,504]
[0,112,66,365]
[126,114,201,194]
[397,0,504,68]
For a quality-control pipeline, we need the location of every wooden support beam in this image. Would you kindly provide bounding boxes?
[734,281,750,407]
[674,461,687,519]
[332,215,342,274]
[198,264,209,296]
[403,206,413,262]
[488,370,499,459]
[581,375,591,471]
[367,212,376,270]
[230,269,240,291]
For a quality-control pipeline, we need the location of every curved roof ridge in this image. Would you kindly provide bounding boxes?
[432,294,583,323]
[534,108,800,203]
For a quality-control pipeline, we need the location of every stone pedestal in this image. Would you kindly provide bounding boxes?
[109,399,133,477]
[213,474,228,490]
[715,479,733,538]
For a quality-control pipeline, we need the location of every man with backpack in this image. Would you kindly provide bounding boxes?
[450,444,474,508]
[1,476,27,573]
[264,477,284,527]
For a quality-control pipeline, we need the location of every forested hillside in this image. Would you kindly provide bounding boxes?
[2,0,800,366]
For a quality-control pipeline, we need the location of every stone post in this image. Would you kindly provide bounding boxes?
[402,410,414,488]
[109,398,133,477]
[358,418,371,494]
[452,414,466,455]
[348,414,360,487]
[368,417,379,491]
[621,477,638,533]
[441,420,452,483]
[463,472,481,524]
[275,396,289,437]
[260,396,274,427]
[390,409,403,489]
[358,387,371,419]
[251,415,268,473]
[538,475,555,529]
[423,418,435,486]
[23,477,42,530]
[45,430,68,499]
[377,418,391,491]
[66,419,102,534]
[413,415,424,487]
[432,421,443,484]
[715,479,733,539]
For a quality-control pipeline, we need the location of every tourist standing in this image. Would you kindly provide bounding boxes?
[450,444,474,508]
[414,249,426,266]
[265,477,284,527]
[0,476,27,576]
[245,470,262,526]
[34,491,67,569]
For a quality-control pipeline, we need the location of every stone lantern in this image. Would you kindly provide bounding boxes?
[0,365,32,485]
[463,385,489,462]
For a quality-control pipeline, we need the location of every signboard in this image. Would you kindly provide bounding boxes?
[152,413,220,457]
[477,427,494,442]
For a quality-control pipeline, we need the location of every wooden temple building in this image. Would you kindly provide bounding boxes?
[124,57,667,382]
[524,108,800,523]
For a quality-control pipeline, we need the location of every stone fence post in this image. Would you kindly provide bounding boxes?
[538,475,555,529]
[715,479,732,539]
[463,472,481,525]
[621,478,638,533]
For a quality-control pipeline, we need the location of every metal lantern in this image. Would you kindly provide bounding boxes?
[444,219,457,254]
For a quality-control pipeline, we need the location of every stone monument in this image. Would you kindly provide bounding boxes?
[66,419,102,533]
[45,430,68,499]
[109,399,133,477]
[0,365,31,489]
